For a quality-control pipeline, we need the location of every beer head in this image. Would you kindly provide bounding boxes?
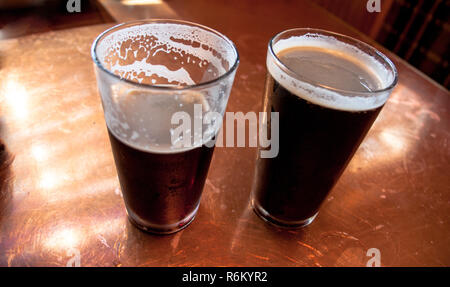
[267,29,398,112]
[91,20,239,153]
[94,21,238,86]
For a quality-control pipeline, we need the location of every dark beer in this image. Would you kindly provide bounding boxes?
[253,35,395,227]
[108,129,214,233]
[106,90,216,233]
[253,74,382,223]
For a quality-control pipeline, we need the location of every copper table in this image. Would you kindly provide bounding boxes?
[0,0,448,267]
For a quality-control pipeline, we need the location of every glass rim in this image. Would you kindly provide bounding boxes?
[268,28,398,95]
[91,19,240,91]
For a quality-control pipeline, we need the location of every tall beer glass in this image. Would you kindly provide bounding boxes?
[252,28,397,228]
[91,20,239,234]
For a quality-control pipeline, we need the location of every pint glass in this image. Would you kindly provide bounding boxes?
[252,28,397,228]
[91,20,239,234]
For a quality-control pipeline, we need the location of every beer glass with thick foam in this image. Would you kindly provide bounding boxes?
[252,28,398,228]
[91,20,239,234]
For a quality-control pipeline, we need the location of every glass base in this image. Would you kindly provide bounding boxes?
[126,204,199,235]
[251,200,318,229]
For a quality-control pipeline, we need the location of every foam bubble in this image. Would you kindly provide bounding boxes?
[96,23,235,85]
[110,59,196,85]
[268,34,395,112]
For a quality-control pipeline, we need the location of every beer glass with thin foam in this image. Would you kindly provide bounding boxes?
[251,28,398,228]
[91,20,239,234]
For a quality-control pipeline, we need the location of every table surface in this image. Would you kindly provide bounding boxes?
[0,0,448,267]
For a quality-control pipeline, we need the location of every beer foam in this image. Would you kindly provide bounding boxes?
[94,22,237,154]
[104,87,218,154]
[96,23,236,85]
[268,34,396,112]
